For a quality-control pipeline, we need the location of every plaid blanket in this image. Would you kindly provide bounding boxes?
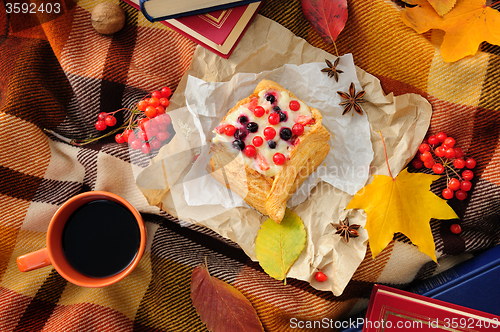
[1,0,499,331]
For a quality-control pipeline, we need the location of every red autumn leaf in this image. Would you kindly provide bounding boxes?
[190,264,264,332]
[301,0,348,43]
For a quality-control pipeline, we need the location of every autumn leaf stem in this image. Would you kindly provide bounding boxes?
[379,131,393,179]
[333,41,339,58]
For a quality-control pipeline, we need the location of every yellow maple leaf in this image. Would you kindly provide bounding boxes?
[402,0,500,62]
[427,0,457,16]
[346,168,458,261]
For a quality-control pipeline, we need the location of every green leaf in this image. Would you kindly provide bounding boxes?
[255,209,307,282]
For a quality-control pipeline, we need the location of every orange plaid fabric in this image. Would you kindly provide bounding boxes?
[1,0,499,331]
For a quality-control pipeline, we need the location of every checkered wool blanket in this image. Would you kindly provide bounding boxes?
[1,0,499,331]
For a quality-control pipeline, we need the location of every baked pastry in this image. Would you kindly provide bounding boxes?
[207,79,331,223]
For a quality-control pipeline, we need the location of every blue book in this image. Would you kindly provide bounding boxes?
[139,0,262,21]
[339,244,500,332]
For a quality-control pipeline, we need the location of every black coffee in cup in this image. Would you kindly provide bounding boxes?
[61,199,141,278]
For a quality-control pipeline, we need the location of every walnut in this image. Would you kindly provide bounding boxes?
[91,2,126,35]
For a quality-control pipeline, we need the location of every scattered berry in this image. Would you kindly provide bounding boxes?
[289,100,300,111]
[155,105,165,115]
[267,140,277,149]
[145,106,157,118]
[448,178,460,191]
[436,132,447,142]
[420,151,433,162]
[443,137,456,148]
[232,140,245,151]
[238,115,249,124]
[161,86,172,98]
[247,122,258,133]
[115,133,125,144]
[462,170,474,181]
[268,113,280,125]
[137,100,148,111]
[444,148,456,159]
[424,160,435,168]
[427,135,439,145]
[454,147,464,158]
[432,163,444,174]
[278,111,288,122]
[455,190,467,201]
[130,139,142,150]
[105,115,117,127]
[435,146,446,157]
[159,97,170,108]
[141,142,151,154]
[314,271,327,282]
[419,143,430,154]
[148,97,160,108]
[95,120,107,131]
[150,139,162,150]
[450,223,462,234]
[253,136,263,147]
[465,158,476,169]
[156,131,169,142]
[234,128,248,140]
[412,158,423,169]
[266,94,276,104]
[279,128,292,141]
[263,127,276,140]
[151,90,162,99]
[254,106,265,117]
[244,145,256,158]
[97,112,108,121]
[292,123,304,136]
[273,153,286,165]
[442,188,454,199]
[224,125,236,136]
[453,158,466,169]
[460,180,472,192]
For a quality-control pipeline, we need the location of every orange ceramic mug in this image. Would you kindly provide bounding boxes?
[17,191,146,287]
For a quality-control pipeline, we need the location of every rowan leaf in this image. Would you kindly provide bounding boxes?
[427,0,457,16]
[190,264,264,332]
[301,0,348,44]
[255,209,306,282]
[402,0,500,62]
[346,168,459,261]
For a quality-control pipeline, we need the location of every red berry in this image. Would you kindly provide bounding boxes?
[454,147,464,158]
[420,151,433,162]
[141,142,151,154]
[148,97,160,107]
[435,146,446,157]
[455,190,467,201]
[453,158,466,169]
[161,87,172,98]
[424,160,435,168]
[443,137,456,148]
[137,130,148,141]
[314,271,327,282]
[432,163,444,174]
[427,135,439,146]
[436,132,447,142]
[130,139,142,150]
[157,123,167,132]
[143,98,150,104]
[244,145,256,158]
[450,224,462,234]
[146,125,159,139]
[224,125,236,136]
[156,131,170,142]
[289,100,300,111]
[419,143,431,154]
[159,97,170,108]
[444,148,456,159]
[292,123,304,136]
[253,106,265,117]
[150,139,162,150]
[252,136,263,147]
[442,188,454,199]
[145,106,157,118]
[155,106,165,115]
[465,158,476,169]
[268,113,280,125]
[151,90,162,99]
[97,112,108,121]
[273,153,286,165]
[448,178,460,191]
[105,115,117,127]
[412,159,423,169]
[462,170,474,181]
[137,100,148,111]
[115,133,125,144]
[122,129,134,142]
[263,127,276,140]
[95,120,107,131]
[460,180,472,191]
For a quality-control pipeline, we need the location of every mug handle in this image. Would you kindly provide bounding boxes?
[17,248,51,272]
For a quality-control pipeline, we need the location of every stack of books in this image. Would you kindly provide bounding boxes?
[123,0,263,58]
[340,244,500,331]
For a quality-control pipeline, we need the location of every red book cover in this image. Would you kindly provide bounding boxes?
[123,0,262,58]
[364,285,500,331]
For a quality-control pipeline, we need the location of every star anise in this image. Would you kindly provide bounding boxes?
[321,58,343,82]
[331,217,360,243]
[337,82,367,115]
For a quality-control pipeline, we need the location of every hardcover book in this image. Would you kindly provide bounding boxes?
[363,285,500,331]
[124,0,262,59]
[138,0,262,21]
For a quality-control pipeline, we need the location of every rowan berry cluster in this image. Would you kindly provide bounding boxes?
[411,132,476,201]
[94,87,173,154]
